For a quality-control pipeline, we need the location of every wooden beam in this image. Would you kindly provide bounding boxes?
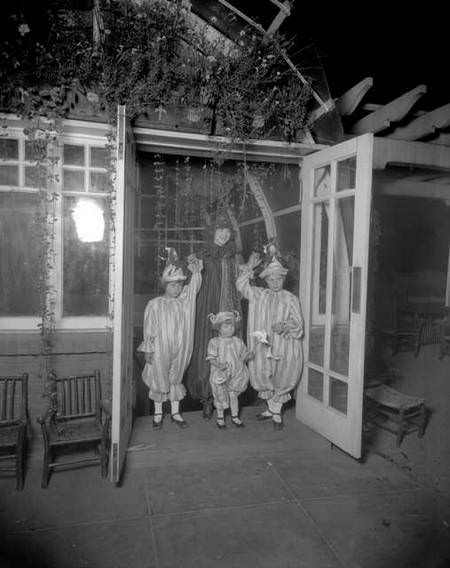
[387,103,450,141]
[375,179,450,200]
[432,133,450,146]
[216,0,328,111]
[351,85,427,134]
[336,77,373,116]
[267,1,291,35]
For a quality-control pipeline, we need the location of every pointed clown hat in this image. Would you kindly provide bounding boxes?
[160,247,187,284]
[209,310,241,329]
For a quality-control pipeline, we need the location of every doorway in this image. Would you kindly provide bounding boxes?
[132,150,302,417]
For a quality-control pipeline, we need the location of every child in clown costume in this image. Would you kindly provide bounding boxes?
[206,311,253,429]
[137,250,203,429]
[236,248,304,430]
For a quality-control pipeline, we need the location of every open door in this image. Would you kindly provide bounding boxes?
[296,134,373,459]
[111,105,136,483]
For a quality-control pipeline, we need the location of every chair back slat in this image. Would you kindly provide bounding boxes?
[52,372,101,419]
[9,380,16,420]
[0,374,28,423]
[1,380,6,421]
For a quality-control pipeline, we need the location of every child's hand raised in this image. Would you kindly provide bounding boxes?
[187,255,203,273]
[247,251,262,270]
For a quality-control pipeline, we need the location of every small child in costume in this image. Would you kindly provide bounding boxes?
[206,311,253,429]
[137,249,203,429]
[236,243,304,430]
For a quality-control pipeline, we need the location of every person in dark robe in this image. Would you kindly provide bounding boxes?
[185,212,242,419]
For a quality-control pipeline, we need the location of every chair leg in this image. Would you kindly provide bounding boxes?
[15,429,27,491]
[41,447,51,489]
[100,439,108,478]
[418,404,427,438]
[396,409,406,447]
[16,449,24,491]
[392,335,399,356]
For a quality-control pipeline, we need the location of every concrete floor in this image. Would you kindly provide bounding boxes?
[1,407,449,568]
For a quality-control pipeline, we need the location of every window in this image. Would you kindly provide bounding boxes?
[0,136,44,320]
[0,192,41,315]
[0,130,111,330]
[61,143,110,320]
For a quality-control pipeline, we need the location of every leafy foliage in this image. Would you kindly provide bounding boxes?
[1,0,312,141]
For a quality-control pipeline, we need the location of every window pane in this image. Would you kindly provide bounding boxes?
[314,165,331,197]
[337,157,356,191]
[63,169,85,191]
[255,163,300,212]
[25,165,47,188]
[63,196,109,316]
[274,211,300,294]
[308,202,328,367]
[0,165,19,186]
[329,378,348,414]
[25,140,45,161]
[330,197,354,376]
[0,192,40,315]
[63,144,84,166]
[89,171,110,192]
[0,139,19,160]
[90,147,108,168]
[307,369,324,402]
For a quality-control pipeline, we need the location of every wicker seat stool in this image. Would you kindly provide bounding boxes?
[365,384,428,447]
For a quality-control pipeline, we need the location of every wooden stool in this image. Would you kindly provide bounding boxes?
[365,385,428,447]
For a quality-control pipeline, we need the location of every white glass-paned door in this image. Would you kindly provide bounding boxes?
[297,134,373,459]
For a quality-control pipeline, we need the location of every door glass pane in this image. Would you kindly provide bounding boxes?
[63,196,109,315]
[313,164,331,197]
[259,163,300,212]
[307,369,324,402]
[274,211,300,294]
[309,203,329,366]
[330,196,354,375]
[329,378,348,414]
[0,192,40,315]
[337,157,356,191]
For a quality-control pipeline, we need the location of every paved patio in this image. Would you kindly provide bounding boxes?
[1,407,449,568]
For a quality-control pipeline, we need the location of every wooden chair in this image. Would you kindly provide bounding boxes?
[438,308,450,359]
[381,305,425,357]
[0,373,29,490]
[37,370,111,488]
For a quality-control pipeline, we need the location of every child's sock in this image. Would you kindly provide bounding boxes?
[171,400,182,420]
[153,401,163,424]
[230,393,243,425]
[216,408,225,427]
[268,399,282,423]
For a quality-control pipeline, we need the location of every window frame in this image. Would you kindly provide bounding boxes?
[0,124,112,331]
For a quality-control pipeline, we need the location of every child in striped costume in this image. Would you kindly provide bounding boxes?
[237,251,304,430]
[206,311,253,429]
[138,253,203,429]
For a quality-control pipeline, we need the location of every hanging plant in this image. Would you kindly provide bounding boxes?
[1,0,312,142]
